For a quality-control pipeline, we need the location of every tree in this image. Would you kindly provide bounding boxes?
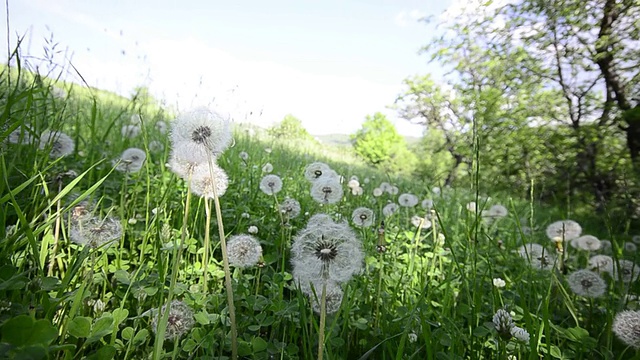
[351,112,416,174]
[268,114,313,141]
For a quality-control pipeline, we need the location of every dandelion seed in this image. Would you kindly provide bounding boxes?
[493,278,506,288]
[588,255,614,274]
[545,220,582,241]
[226,234,263,268]
[279,198,301,219]
[291,218,363,283]
[70,215,122,249]
[567,269,606,298]
[189,163,229,199]
[351,207,374,228]
[612,310,640,348]
[372,188,383,197]
[260,174,283,195]
[382,203,399,217]
[310,177,343,204]
[398,193,419,207]
[121,124,141,138]
[262,163,273,173]
[422,199,433,209]
[304,162,332,182]
[151,300,195,340]
[39,130,74,158]
[170,107,232,162]
[115,148,146,173]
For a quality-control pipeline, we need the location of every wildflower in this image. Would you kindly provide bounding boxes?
[613,260,640,283]
[310,177,343,204]
[382,203,399,217]
[510,326,530,344]
[518,243,555,270]
[398,193,419,207]
[567,269,606,298]
[248,225,258,234]
[351,186,364,196]
[189,163,229,199]
[226,234,263,268]
[260,174,283,195]
[151,300,195,340]
[573,235,601,251]
[408,333,418,343]
[422,199,434,209]
[347,179,360,189]
[304,162,332,182]
[279,198,301,219]
[121,124,141,138]
[241,212,250,219]
[39,130,74,158]
[612,310,640,348]
[90,299,106,313]
[372,188,383,197]
[262,163,273,173]
[588,255,614,274]
[492,309,514,339]
[545,220,582,241]
[291,217,364,283]
[170,107,232,162]
[239,151,249,161]
[115,148,146,173]
[493,278,506,288]
[70,215,123,249]
[351,207,374,228]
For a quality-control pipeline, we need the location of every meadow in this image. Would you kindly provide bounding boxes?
[1,50,640,360]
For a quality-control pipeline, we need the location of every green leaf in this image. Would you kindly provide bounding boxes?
[67,317,92,338]
[251,336,268,352]
[132,329,149,345]
[472,325,490,337]
[1,316,57,347]
[194,311,210,325]
[87,316,113,343]
[121,327,134,341]
[86,345,117,360]
[112,309,129,326]
[550,345,563,358]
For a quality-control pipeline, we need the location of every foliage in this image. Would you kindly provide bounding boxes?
[351,112,417,175]
[267,114,314,141]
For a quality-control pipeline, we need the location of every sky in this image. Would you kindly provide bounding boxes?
[1,0,453,136]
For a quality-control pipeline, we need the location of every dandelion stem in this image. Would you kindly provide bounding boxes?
[318,280,327,360]
[47,181,63,276]
[203,198,211,292]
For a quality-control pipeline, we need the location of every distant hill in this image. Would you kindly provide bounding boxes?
[314,133,421,147]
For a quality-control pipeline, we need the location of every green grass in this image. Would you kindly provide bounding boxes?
[1,46,640,360]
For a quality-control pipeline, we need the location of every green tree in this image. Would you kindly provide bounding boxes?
[268,114,313,140]
[351,112,416,174]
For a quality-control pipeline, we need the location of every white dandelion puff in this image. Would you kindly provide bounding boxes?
[151,300,195,340]
[115,148,146,173]
[189,163,229,199]
[310,177,343,204]
[279,198,301,219]
[170,107,232,162]
[398,193,419,207]
[566,269,606,298]
[546,220,582,241]
[260,174,283,195]
[382,203,399,217]
[39,130,74,158]
[351,207,374,228]
[226,234,263,268]
[304,162,333,182]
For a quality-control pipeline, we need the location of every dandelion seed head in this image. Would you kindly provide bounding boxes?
[170,107,232,161]
[351,207,374,228]
[614,260,640,283]
[410,215,432,229]
[588,255,614,274]
[262,163,273,173]
[567,269,606,298]
[248,225,258,234]
[8,126,34,145]
[115,148,146,173]
[151,300,195,340]
[573,235,601,251]
[226,234,263,268]
[149,140,164,153]
[39,130,74,158]
[310,177,343,204]
[546,220,582,241]
[347,179,360,189]
[70,216,122,249]
[304,162,332,182]
[121,124,141,138]
[382,203,399,217]
[239,151,249,161]
[189,163,229,199]
[625,242,638,253]
[372,188,383,197]
[398,193,419,207]
[613,310,640,349]
[422,199,434,209]
[350,186,364,196]
[487,204,508,218]
[493,278,506,288]
[279,198,301,218]
[260,174,283,195]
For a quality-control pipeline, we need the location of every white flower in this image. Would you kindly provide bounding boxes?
[510,326,530,344]
[493,278,506,288]
[350,186,364,196]
[347,179,360,189]
[408,333,418,343]
[466,202,478,213]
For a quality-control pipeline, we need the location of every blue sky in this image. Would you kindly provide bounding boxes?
[1,0,454,135]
